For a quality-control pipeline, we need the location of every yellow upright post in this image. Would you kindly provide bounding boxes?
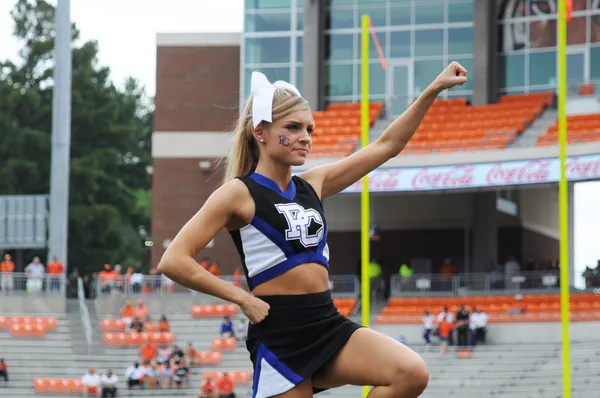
[360,13,371,398]
[557,1,571,398]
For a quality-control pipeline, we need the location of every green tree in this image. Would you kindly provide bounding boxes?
[0,0,153,274]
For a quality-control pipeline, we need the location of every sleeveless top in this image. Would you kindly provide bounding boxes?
[228,172,330,290]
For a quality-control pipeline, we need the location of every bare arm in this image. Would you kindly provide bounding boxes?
[301,62,467,199]
[156,180,250,306]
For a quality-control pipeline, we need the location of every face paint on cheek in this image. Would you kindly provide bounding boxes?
[278,135,291,146]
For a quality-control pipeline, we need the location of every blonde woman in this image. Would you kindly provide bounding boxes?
[158,63,467,398]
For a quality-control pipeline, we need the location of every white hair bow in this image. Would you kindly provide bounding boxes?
[251,71,302,128]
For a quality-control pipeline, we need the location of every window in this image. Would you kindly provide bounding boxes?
[414,29,444,56]
[448,1,473,23]
[390,4,411,25]
[245,37,291,64]
[500,54,526,88]
[297,36,303,62]
[358,62,386,95]
[415,3,444,25]
[245,12,291,32]
[529,50,556,86]
[297,11,304,30]
[448,27,473,56]
[245,67,291,97]
[414,59,444,95]
[328,8,354,30]
[390,31,411,58]
[567,52,584,84]
[358,6,386,27]
[296,65,303,92]
[326,64,354,96]
[326,33,355,61]
[358,0,386,4]
[529,18,558,49]
[367,30,386,60]
[329,0,354,6]
[591,46,600,79]
[246,0,291,10]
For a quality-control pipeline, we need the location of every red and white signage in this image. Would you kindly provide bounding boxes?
[342,154,600,193]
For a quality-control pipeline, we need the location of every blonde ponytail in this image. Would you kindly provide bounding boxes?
[222,89,310,184]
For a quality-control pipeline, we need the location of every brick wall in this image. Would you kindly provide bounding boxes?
[151,39,241,272]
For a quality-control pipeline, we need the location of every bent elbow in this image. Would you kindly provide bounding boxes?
[156,254,174,276]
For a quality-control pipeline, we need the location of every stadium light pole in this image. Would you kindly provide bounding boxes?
[48,0,72,268]
[557,1,572,398]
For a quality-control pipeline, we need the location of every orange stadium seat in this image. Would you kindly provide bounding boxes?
[196,351,223,365]
[103,331,174,346]
[202,371,252,385]
[536,112,600,146]
[191,304,239,318]
[8,316,57,330]
[376,293,600,324]
[211,337,237,352]
[578,84,596,96]
[400,93,553,155]
[10,323,46,337]
[333,298,356,317]
[33,378,91,394]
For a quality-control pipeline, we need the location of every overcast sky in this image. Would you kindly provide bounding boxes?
[0,0,598,285]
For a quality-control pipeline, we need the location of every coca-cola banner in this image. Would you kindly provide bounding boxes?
[342,154,600,193]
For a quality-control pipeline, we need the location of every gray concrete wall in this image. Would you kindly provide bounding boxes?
[94,294,225,317]
[302,0,325,110]
[472,0,497,105]
[376,321,600,344]
[0,295,67,314]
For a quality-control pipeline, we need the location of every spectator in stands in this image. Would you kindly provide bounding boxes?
[130,317,144,333]
[185,343,198,367]
[25,256,45,294]
[440,259,456,292]
[125,362,145,391]
[81,367,101,397]
[66,269,79,298]
[220,316,234,339]
[470,307,489,346]
[130,270,144,294]
[98,264,116,294]
[47,256,64,292]
[172,359,190,389]
[170,344,185,363]
[140,340,157,364]
[120,300,134,330]
[142,315,154,331]
[156,344,173,365]
[200,376,218,398]
[438,318,451,357]
[113,265,123,292]
[436,306,455,345]
[0,254,15,293]
[142,362,160,389]
[158,315,170,332]
[217,372,235,398]
[0,358,7,383]
[133,299,148,319]
[234,318,248,341]
[423,310,434,348]
[100,369,118,397]
[455,304,470,348]
[160,362,173,389]
[504,255,520,288]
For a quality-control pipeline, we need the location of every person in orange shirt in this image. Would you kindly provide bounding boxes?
[133,299,148,319]
[140,341,157,364]
[0,358,8,382]
[438,319,451,357]
[0,254,15,292]
[121,300,134,329]
[47,256,64,292]
[208,261,221,277]
[200,376,217,398]
[157,315,170,333]
[99,264,116,294]
[185,342,197,367]
[217,373,234,398]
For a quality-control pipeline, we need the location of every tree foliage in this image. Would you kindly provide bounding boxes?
[0,0,153,274]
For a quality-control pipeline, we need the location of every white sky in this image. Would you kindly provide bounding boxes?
[0,0,598,284]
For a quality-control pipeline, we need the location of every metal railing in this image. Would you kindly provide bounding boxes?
[95,274,360,298]
[0,272,66,296]
[77,276,93,352]
[390,271,566,297]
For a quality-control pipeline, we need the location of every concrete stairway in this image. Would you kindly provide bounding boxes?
[510,108,558,148]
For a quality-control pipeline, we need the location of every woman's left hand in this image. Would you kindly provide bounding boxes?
[433,61,468,91]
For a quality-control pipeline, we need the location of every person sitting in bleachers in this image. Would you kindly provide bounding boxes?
[220,316,234,339]
[121,300,134,330]
[156,344,172,365]
[125,362,145,391]
[142,362,160,389]
[171,359,190,390]
[142,315,154,331]
[170,344,185,363]
[217,372,235,398]
[470,307,489,346]
[0,358,8,384]
[133,299,148,319]
[160,362,173,389]
[130,317,144,333]
[81,367,101,398]
[200,376,218,398]
[100,369,118,398]
[185,342,198,367]
[140,340,157,364]
[158,315,170,332]
[234,318,247,341]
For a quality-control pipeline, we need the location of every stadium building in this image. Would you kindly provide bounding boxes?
[151,0,600,286]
